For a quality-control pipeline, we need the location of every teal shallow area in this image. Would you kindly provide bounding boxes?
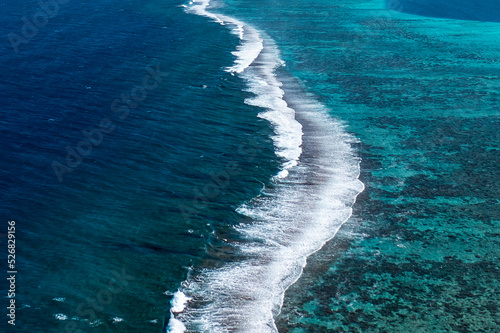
[221,0,500,331]
[277,116,499,332]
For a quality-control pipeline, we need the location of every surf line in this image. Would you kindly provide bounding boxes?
[167,1,364,332]
[183,0,303,179]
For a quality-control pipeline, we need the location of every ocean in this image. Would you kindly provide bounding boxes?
[1,0,498,332]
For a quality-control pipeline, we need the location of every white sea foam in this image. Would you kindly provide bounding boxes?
[187,1,264,73]
[166,291,192,332]
[167,317,187,332]
[177,104,364,332]
[54,313,68,321]
[170,290,191,313]
[184,0,299,178]
[226,24,263,73]
[241,43,303,178]
[169,1,365,332]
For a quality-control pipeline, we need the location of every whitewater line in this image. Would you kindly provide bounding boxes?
[184,0,303,179]
[167,1,364,332]
[186,0,264,74]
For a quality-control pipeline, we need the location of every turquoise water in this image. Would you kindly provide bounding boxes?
[212,0,499,332]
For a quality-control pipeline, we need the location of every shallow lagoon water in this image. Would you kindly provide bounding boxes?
[214,0,499,332]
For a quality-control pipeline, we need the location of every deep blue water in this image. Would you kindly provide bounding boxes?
[2,0,278,331]
[387,0,500,22]
[1,0,499,332]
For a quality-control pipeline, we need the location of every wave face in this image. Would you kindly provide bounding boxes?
[168,1,364,332]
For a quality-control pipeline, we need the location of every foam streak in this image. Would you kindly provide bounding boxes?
[168,1,364,332]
